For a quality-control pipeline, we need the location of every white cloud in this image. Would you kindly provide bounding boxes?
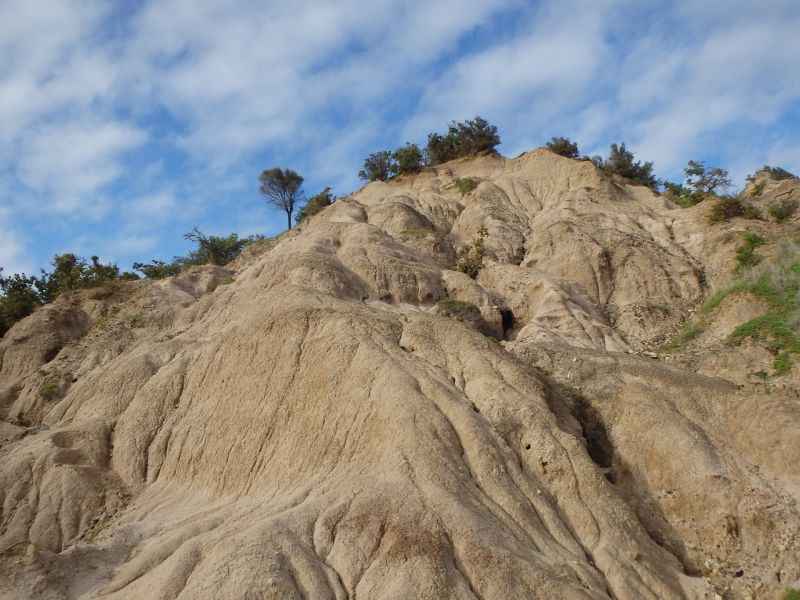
[0,207,32,274]
[2,0,800,271]
[17,120,147,211]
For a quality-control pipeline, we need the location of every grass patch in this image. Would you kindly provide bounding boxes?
[221,275,234,285]
[784,589,800,600]
[402,227,433,238]
[525,259,538,268]
[39,381,58,398]
[451,177,481,197]
[735,232,765,272]
[660,322,706,353]
[704,240,800,375]
[437,298,481,321]
[84,515,111,542]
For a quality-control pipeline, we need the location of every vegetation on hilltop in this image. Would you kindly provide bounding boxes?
[545,137,579,158]
[591,143,659,189]
[295,187,335,224]
[1,228,264,337]
[359,116,500,182]
[258,167,305,229]
[1,254,137,337]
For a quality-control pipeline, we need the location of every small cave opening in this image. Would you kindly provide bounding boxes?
[574,398,614,469]
[500,308,515,339]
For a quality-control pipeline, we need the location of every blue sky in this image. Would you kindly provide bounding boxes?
[2,0,800,275]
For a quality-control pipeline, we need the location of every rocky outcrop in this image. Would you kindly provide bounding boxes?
[1,149,798,599]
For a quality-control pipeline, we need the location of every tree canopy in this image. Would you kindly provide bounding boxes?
[258,167,304,229]
[592,143,658,189]
[545,137,579,158]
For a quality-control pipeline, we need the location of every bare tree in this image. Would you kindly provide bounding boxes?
[258,168,304,229]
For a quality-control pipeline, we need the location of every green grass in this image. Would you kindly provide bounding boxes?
[704,240,800,375]
[784,588,800,600]
[437,298,481,321]
[84,515,110,541]
[660,322,706,353]
[39,381,58,398]
[735,232,765,271]
[451,177,481,197]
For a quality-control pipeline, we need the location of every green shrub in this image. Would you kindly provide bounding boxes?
[710,241,800,375]
[452,177,481,196]
[750,180,766,197]
[735,233,766,271]
[177,227,262,268]
[456,227,488,279]
[296,187,334,223]
[425,116,500,165]
[768,196,798,222]
[784,588,800,600]
[436,298,481,321]
[1,253,139,336]
[684,160,732,195]
[707,197,761,223]
[393,143,424,174]
[660,322,706,353]
[359,150,395,181]
[592,143,659,189]
[662,182,705,208]
[760,166,798,181]
[39,381,58,398]
[132,260,181,279]
[0,270,43,337]
[545,137,579,158]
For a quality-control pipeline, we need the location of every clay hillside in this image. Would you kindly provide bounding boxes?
[2,148,800,599]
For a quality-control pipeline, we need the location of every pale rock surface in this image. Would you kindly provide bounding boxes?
[1,149,798,599]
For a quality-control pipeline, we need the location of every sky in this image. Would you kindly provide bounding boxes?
[1,0,800,275]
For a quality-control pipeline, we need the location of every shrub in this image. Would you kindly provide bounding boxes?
[425,116,500,165]
[663,182,703,208]
[359,150,395,181]
[436,298,482,321]
[593,143,659,189]
[456,226,488,279]
[132,260,181,279]
[697,241,800,375]
[750,180,766,197]
[761,166,798,181]
[393,143,424,174]
[545,137,579,158]
[684,160,732,195]
[178,227,261,268]
[1,254,137,336]
[452,177,481,197]
[768,196,798,222]
[785,588,800,600]
[296,187,334,223]
[707,197,761,223]
[0,270,44,337]
[735,233,766,271]
[660,322,706,353]
[39,381,58,398]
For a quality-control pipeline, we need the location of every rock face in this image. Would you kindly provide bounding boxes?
[1,149,798,599]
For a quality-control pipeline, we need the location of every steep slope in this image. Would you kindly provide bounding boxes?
[1,149,798,599]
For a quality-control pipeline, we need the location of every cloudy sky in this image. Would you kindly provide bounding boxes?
[1,0,799,274]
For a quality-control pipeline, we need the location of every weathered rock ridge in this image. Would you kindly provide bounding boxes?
[1,149,798,599]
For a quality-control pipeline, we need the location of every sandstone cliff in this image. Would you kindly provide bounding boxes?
[1,149,798,599]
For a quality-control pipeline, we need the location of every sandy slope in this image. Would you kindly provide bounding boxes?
[1,149,798,599]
